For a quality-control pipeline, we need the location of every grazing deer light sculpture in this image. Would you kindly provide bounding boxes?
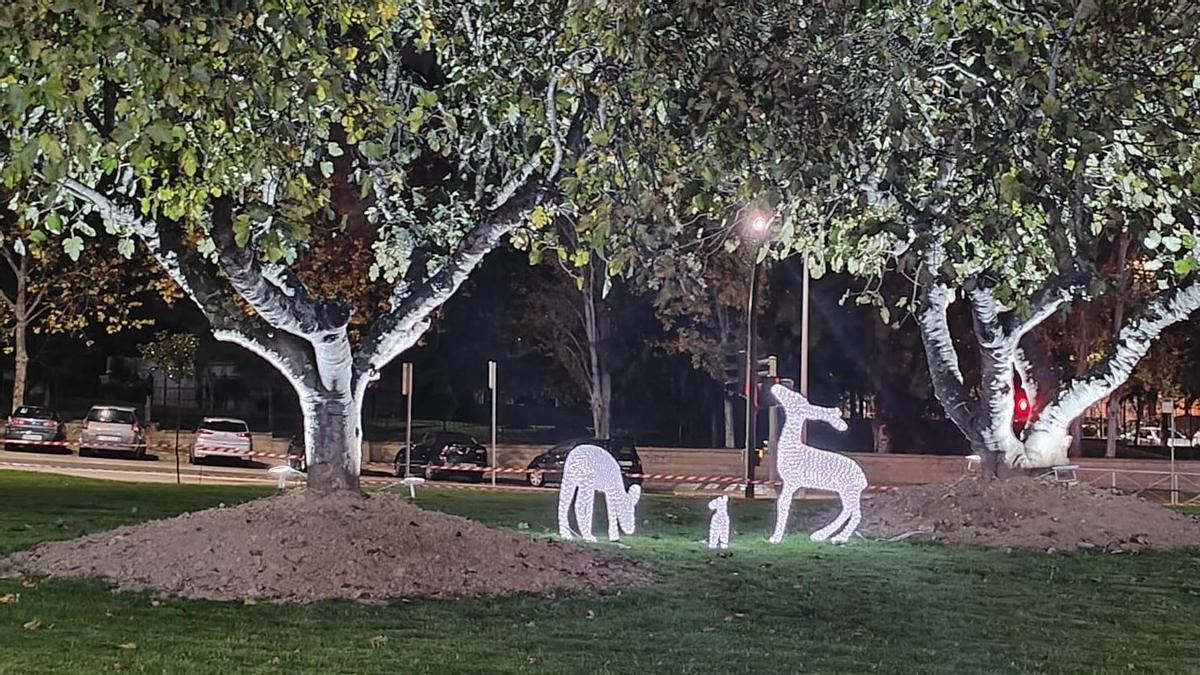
[768,382,867,545]
[557,444,642,543]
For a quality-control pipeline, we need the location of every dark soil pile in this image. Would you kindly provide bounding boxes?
[2,491,655,603]
[861,476,1200,552]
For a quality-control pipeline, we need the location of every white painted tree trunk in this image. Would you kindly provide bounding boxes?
[297,386,363,492]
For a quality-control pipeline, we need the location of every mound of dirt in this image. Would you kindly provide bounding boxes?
[2,491,655,603]
[861,476,1200,552]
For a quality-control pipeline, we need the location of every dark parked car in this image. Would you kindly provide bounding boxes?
[393,431,488,482]
[525,438,643,488]
[4,405,67,453]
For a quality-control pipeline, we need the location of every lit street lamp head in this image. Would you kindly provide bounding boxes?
[743,210,773,241]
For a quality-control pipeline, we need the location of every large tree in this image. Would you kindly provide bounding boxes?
[651,0,1200,472]
[0,1,679,490]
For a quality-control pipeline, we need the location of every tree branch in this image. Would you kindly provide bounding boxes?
[210,201,349,339]
[1034,272,1200,435]
[353,182,546,380]
[1002,270,1092,342]
[918,280,981,445]
[57,178,315,388]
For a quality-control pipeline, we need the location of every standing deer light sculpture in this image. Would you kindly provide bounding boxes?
[768,383,867,545]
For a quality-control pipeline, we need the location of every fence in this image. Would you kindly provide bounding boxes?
[1078,466,1200,506]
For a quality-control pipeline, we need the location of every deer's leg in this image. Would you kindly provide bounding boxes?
[830,489,864,544]
[768,481,800,544]
[811,505,849,542]
[558,482,576,540]
[575,489,597,543]
[605,492,622,541]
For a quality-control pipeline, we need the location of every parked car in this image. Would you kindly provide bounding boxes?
[78,405,146,458]
[4,405,67,453]
[190,417,253,464]
[525,438,644,488]
[1126,427,1190,447]
[393,431,488,482]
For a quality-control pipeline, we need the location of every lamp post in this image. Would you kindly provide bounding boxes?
[742,211,771,499]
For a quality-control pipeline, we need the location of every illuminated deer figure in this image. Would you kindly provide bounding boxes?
[768,382,867,545]
[707,495,730,549]
[558,444,642,543]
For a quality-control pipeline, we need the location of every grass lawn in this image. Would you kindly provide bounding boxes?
[1,470,1199,674]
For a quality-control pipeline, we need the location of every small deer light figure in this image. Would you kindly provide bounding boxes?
[558,444,641,543]
[768,382,867,545]
[707,495,730,549]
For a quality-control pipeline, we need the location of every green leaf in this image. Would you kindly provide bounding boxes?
[45,213,63,234]
[327,142,344,158]
[63,236,83,261]
[180,149,198,177]
[319,161,334,178]
[233,214,251,248]
[117,238,135,258]
[1173,258,1196,276]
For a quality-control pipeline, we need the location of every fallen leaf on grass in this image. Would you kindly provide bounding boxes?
[700,626,716,633]
[243,598,257,606]
[20,579,37,589]
[586,610,595,620]
[112,661,124,671]
[0,593,18,604]
[117,642,137,651]
[23,618,41,631]
[368,635,388,648]
[149,600,161,607]
[723,615,734,623]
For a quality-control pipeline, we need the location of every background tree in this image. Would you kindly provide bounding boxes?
[139,331,197,481]
[1,1,687,491]
[653,250,759,448]
[0,225,174,410]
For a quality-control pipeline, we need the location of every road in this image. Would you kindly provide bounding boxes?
[0,447,777,498]
[0,446,549,492]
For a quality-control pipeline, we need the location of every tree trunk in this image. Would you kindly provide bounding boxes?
[1104,386,1122,458]
[299,388,363,492]
[10,255,29,412]
[11,318,27,412]
[1104,232,1130,459]
[723,397,736,448]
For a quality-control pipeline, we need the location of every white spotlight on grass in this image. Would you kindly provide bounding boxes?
[268,465,306,490]
[402,476,426,500]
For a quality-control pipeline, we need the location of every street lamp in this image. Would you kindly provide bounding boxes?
[741,210,772,498]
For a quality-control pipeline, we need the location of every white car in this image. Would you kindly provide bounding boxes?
[190,417,253,463]
[1128,427,1190,447]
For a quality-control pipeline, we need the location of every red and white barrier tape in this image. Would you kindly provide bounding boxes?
[385,463,898,492]
[1,437,303,464]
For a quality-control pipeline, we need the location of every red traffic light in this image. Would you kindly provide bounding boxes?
[1014,390,1031,419]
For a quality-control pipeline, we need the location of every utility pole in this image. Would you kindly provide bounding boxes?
[800,257,810,443]
[402,362,413,478]
[488,360,497,487]
[743,263,761,499]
